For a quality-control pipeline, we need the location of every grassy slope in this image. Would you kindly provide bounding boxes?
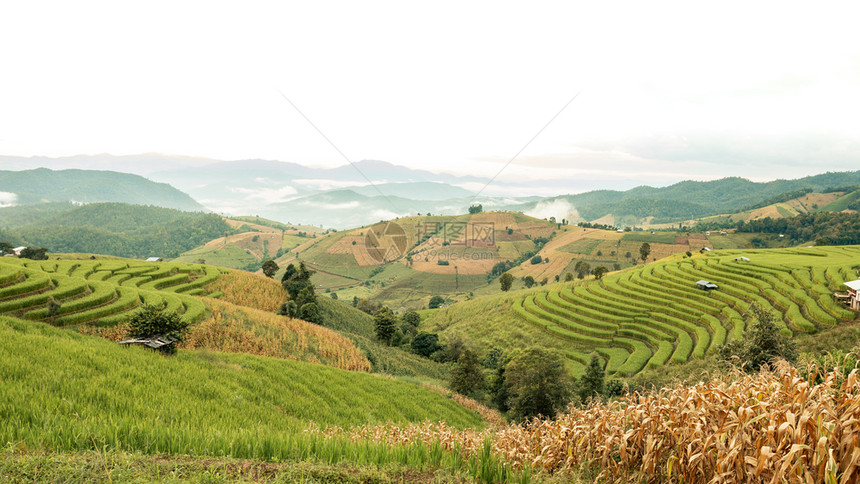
[201,268,451,381]
[317,296,451,381]
[422,246,860,380]
[0,318,485,459]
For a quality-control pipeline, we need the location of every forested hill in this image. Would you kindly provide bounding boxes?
[0,168,203,211]
[2,203,231,259]
[512,171,860,224]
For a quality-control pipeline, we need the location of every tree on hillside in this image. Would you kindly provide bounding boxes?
[504,347,571,420]
[411,331,441,357]
[575,261,591,280]
[261,260,279,278]
[0,242,13,256]
[564,272,574,282]
[523,275,535,288]
[499,272,514,291]
[401,311,421,329]
[19,247,48,260]
[639,242,651,262]
[468,204,483,214]
[591,265,608,280]
[299,302,322,324]
[373,306,398,345]
[577,354,605,403]
[356,298,381,315]
[450,349,485,396]
[277,300,298,318]
[281,262,315,300]
[126,304,189,355]
[428,295,445,309]
[718,303,798,372]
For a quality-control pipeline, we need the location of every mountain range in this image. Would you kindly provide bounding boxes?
[1,154,858,229]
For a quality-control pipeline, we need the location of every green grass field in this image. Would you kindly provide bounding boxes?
[0,317,486,469]
[172,243,258,268]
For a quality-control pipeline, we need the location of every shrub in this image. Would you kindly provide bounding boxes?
[499,273,514,291]
[718,303,798,372]
[411,332,440,357]
[428,295,445,309]
[450,349,485,396]
[504,347,571,420]
[126,304,189,355]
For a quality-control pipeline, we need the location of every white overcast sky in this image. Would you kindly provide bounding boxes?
[1,1,859,188]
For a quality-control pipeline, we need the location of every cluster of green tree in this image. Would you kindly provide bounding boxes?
[577,221,618,231]
[740,188,813,212]
[822,184,860,193]
[578,198,712,222]
[536,171,860,225]
[373,308,421,346]
[736,212,860,246]
[489,260,514,278]
[467,204,483,214]
[227,216,294,231]
[450,345,624,421]
[277,262,321,324]
[18,247,48,260]
[2,203,232,259]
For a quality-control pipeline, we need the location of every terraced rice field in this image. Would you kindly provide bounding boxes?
[513,246,860,377]
[0,258,224,328]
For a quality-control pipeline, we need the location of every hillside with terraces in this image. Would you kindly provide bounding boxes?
[423,246,860,377]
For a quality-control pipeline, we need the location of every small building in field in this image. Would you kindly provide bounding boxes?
[696,280,719,291]
[734,256,750,262]
[146,257,163,262]
[12,246,27,256]
[118,334,179,350]
[837,280,860,311]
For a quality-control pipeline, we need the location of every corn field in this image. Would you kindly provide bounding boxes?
[205,269,285,312]
[316,362,860,483]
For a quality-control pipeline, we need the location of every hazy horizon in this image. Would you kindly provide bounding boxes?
[2,1,859,192]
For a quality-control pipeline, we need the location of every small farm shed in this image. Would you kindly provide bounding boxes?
[119,334,179,350]
[146,257,164,262]
[696,280,719,291]
[734,256,750,262]
[837,280,860,311]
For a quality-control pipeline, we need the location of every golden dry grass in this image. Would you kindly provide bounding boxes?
[207,269,285,312]
[81,298,371,372]
[315,363,860,483]
[183,299,371,371]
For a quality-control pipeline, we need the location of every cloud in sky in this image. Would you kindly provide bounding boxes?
[0,1,858,189]
[0,192,17,208]
[229,186,299,204]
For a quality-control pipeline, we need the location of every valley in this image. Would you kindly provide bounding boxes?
[1,166,859,483]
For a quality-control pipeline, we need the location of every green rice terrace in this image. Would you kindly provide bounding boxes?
[0,257,222,328]
[512,245,860,377]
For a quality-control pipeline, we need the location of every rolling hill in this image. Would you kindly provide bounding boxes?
[0,167,203,210]
[421,245,860,377]
[0,203,232,259]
